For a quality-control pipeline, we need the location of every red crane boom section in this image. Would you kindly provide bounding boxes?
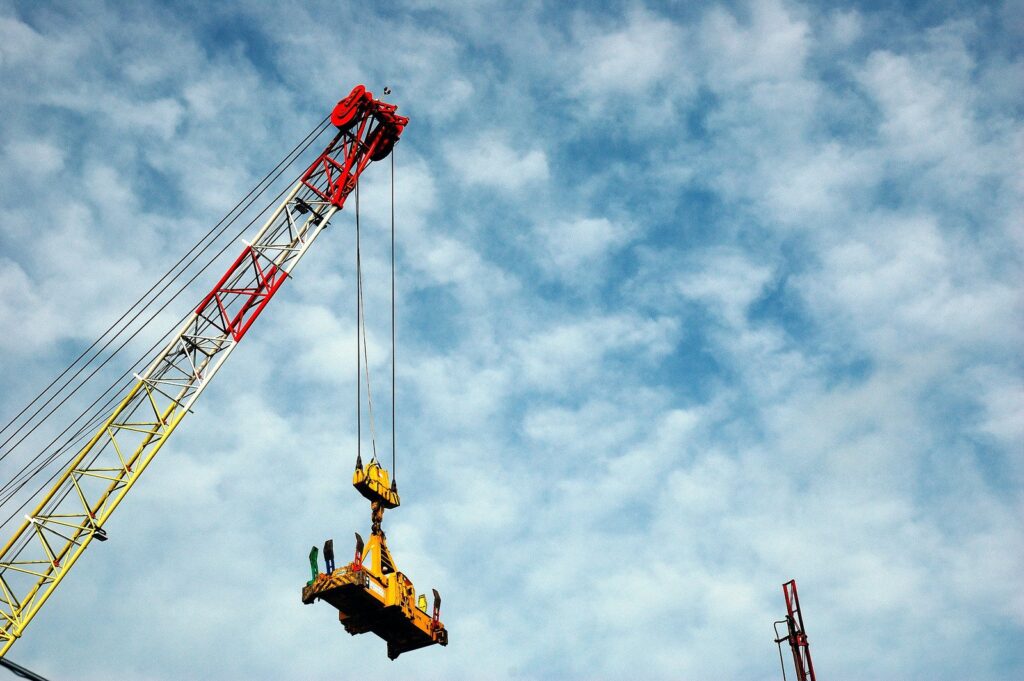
[195,85,408,343]
[783,579,817,681]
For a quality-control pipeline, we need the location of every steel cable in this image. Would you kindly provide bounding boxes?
[0,116,331,463]
[390,146,396,482]
[0,165,321,515]
[0,131,344,524]
[0,118,332,514]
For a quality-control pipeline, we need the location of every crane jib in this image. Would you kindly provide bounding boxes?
[0,85,406,655]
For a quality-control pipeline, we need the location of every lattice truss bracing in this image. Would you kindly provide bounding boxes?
[0,85,407,653]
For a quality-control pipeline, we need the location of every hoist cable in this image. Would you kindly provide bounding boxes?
[0,655,51,680]
[358,250,379,463]
[390,149,396,482]
[0,116,332,465]
[354,180,379,462]
[356,179,361,464]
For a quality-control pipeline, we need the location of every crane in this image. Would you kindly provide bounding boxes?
[0,84,408,656]
[773,579,818,681]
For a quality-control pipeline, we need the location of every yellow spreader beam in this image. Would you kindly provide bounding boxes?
[303,460,448,659]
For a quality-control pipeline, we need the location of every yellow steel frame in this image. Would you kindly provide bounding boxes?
[0,381,181,653]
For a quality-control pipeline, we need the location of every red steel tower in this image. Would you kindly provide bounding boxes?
[774,579,817,681]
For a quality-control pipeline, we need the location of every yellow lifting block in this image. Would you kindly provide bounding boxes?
[353,458,400,508]
[303,533,448,659]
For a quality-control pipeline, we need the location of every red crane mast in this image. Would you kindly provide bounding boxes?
[774,579,817,681]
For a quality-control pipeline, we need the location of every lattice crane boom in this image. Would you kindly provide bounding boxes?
[0,85,407,655]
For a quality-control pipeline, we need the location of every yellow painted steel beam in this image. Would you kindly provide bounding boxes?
[0,384,182,655]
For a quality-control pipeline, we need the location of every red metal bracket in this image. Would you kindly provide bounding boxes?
[300,84,408,209]
[431,588,441,630]
[195,246,288,342]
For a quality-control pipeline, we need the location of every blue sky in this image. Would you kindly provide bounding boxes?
[0,1,1021,679]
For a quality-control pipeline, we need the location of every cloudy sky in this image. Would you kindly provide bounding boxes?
[0,1,1022,679]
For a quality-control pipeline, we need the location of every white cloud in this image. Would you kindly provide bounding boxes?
[972,371,1024,449]
[445,131,549,192]
[514,313,679,393]
[825,8,863,47]
[800,214,1022,360]
[0,260,63,352]
[533,216,635,281]
[0,15,43,67]
[573,9,686,100]
[701,0,812,89]
[2,139,65,176]
[859,49,973,165]
[760,142,877,225]
[676,249,774,327]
